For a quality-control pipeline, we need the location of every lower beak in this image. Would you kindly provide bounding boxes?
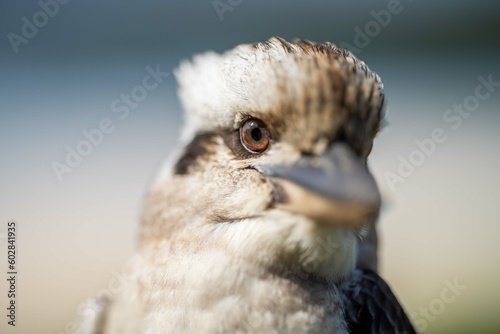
[260,143,381,228]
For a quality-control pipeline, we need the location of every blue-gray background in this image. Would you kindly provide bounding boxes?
[1,1,499,333]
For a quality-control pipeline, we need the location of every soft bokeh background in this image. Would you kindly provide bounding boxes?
[1,0,499,333]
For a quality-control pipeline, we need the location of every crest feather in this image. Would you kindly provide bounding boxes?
[175,37,385,141]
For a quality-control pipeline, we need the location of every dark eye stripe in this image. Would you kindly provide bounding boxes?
[173,132,218,175]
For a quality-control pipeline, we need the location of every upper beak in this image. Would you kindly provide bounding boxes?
[260,143,381,228]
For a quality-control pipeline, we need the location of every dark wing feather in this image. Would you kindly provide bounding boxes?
[340,268,416,334]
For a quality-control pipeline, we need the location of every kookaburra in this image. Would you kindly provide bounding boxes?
[79,37,415,334]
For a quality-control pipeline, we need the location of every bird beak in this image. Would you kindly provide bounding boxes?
[260,143,381,228]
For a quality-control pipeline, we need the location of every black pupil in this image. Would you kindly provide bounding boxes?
[251,128,262,141]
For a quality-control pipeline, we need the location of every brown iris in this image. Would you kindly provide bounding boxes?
[240,119,270,153]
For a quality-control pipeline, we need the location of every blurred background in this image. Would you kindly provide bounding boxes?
[1,0,499,333]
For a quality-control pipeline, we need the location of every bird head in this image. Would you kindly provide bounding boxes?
[140,37,386,282]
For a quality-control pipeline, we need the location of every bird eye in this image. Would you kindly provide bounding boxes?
[240,119,270,154]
